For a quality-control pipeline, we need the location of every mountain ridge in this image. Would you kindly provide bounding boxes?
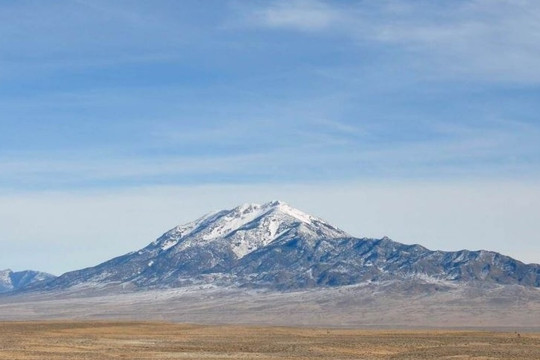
[0,269,56,293]
[22,200,538,292]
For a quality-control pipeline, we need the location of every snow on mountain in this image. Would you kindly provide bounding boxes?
[27,201,540,292]
[152,200,348,259]
[38,201,348,290]
[0,270,11,290]
[0,269,56,293]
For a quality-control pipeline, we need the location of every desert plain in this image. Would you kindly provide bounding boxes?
[1,284,539,359]
[0,321,538,360]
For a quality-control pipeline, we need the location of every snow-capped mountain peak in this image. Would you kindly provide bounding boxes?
[268,201,321,224]
[153,201,349,258]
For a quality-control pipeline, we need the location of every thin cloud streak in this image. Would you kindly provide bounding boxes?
[240,0,540,83]
[1,116,538,189]
[248,0,341,31]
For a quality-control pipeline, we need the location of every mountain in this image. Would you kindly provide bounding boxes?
[33,201,540,291]
[0,269,56,293]
[38,201,347,290]
[234,237,539,289]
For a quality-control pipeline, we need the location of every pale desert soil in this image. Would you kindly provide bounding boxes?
[0,321,538,359]
[1,285,539,329]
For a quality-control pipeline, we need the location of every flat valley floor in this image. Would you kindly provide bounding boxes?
[0,321,538,360]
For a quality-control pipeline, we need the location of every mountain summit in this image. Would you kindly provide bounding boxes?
[152,200,348,259]
[42,201,348,289]
[34,201,539,291]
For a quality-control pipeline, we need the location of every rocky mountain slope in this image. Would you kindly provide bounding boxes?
[32,201,539,291]
[0,269,56,293]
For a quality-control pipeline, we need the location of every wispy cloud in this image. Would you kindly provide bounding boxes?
[1,0,539,191]
[245,0,341,31]
[371,1,540,83]
[238,0,540,83]
[1,112,537,190]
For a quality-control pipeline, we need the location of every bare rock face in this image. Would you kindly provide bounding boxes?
[28,201,540,292]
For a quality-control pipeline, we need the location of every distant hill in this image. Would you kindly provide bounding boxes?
[0,269,56,293]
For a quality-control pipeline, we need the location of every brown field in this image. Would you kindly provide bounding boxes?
[0,322,538,359]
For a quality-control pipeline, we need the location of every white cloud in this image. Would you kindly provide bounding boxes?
[247,0,341,31]
[371,0,540,83]
[239,0,540,83]
[1,112,538,188]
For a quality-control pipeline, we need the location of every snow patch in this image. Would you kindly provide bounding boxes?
[161,239,178,251]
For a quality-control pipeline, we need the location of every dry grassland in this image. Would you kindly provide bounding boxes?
[0,321,538,359]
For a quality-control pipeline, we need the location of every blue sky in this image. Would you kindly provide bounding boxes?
[1,0,540,273]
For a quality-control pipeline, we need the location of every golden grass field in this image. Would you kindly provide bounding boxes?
[0,321,538,359]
